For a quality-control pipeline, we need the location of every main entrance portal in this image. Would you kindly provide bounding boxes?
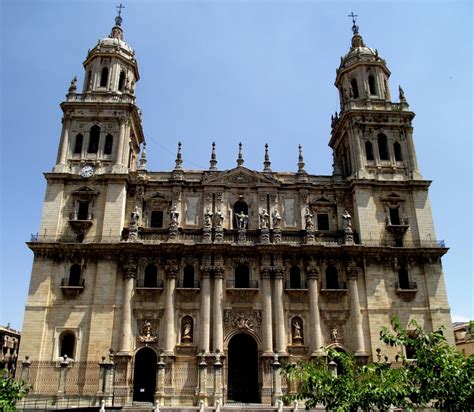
[227,333,259,403]
[133,347,157,403]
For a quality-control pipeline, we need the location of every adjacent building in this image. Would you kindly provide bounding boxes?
[19,12,454,406]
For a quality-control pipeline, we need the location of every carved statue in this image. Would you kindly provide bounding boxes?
[203,207,213,228]
[138,319,157,343]
[170,205,179,224]
[272,209,281,229]
[235,210,248,230]
[293,319,302,340]
[342,209,352,230]
[215,208,224,228]
[331,327,338,342]
[259,208,269,229]
[304,207,314,230]
[130,205,140,226]
[182,318,192,342]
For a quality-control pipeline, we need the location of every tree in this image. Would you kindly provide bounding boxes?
[0,369,31,411]
[284,317,474,411]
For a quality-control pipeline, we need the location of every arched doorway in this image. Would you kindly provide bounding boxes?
[227,333,259,403]
[133,347,157,403]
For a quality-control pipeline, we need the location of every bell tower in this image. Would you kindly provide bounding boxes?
[54,7,144,175]
[329,15,421,181]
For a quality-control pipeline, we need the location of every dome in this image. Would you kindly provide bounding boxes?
[339,31,385,70]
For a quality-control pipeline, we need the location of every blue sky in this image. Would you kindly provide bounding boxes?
[1,0,472,330]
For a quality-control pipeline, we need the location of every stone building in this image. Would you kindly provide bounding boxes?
[19,13,453,407]
[0,324,21,377]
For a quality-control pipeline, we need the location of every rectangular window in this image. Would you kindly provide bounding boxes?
[317,213,330,231]
[389,208,400,225]
[150,211,163,228]
[77,201,89,220]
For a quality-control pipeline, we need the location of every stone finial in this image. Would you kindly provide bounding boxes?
[109,4,125,40]
[209,142,217,171]
[399,85,406,102]
[68,76,77,93]
[297,145,306,173]
[237,142,244,167]
[263,143,272,172]
[138,142,147,170]
[174,142,183,170]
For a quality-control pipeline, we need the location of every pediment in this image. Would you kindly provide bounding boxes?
[202,167,280,186]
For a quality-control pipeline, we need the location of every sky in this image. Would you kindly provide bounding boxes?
[0,0,472,331]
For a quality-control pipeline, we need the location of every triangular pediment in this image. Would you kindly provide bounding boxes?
[202,167,280,186]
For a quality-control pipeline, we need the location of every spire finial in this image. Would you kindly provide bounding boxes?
[115,3,125,26]
[209,142,217,171]
[263,143,272,172]
[237,142,244,167]
[348,11,358,35]
[297,144,306,174]
[138,142,147,170]
[174,142,183,170]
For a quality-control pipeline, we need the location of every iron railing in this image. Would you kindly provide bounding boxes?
[320,281,348,291]
[285,280,308,290]
[226,280,259,289]
[176,280,200,289]
[395,281,418,291]
[60,278,85,288]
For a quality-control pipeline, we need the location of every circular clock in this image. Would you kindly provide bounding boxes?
[80,165,95,178]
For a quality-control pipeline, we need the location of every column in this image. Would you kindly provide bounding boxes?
[272,355,282,405]
[273,265,287,355]
[405,126,421,177]
[213,354,223,406]
[213,263,224,353]
[260,266,273,355]
[114,118,126,170]
[348,264,366,356]
[200,262,212,353]
[197,354,208,405]
[55,117,71,170]
[306,265,324,356]
[163,262,178,355]
[155,354,166,403]
[57,355,69,396]
[119,258,136,354]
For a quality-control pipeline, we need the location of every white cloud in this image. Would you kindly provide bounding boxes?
[452,314,472,323]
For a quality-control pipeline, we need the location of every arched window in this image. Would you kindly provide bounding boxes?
[88,125,100,154]
[100,67,109,88]
[235,265,250,288]
[59,331,76,358]
[365,141,374,161]
[326,265,339,289]
[289,266,302,289]
[377,133,389,161]
[104,134,114,155]
[118,71,126,91]
[393,142,403,161]
[144,264,158,288]
[350,78,359,98]
[183,265,195,288]
[368,75,376,95]
[73,134,83,154]
[233,200,248,229]
[398,268,410,289]
[69,264,81,286]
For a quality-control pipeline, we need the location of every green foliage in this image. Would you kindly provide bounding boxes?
[284,317,474,411]
[0,369,31,411]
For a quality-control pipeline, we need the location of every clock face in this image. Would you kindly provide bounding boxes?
[80,165,94,178]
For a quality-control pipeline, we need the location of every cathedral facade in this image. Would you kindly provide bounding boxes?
[19,13,453,407]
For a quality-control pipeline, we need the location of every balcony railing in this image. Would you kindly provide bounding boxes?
[136,279,164,289]
[395,281,418,291]
[60,278,85,288]
[176,280,200,289]
[320,281,348,291]
[226,280,259,289]
[360,239,446,248]
[66,92,136,104]
[285,281,308,290]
